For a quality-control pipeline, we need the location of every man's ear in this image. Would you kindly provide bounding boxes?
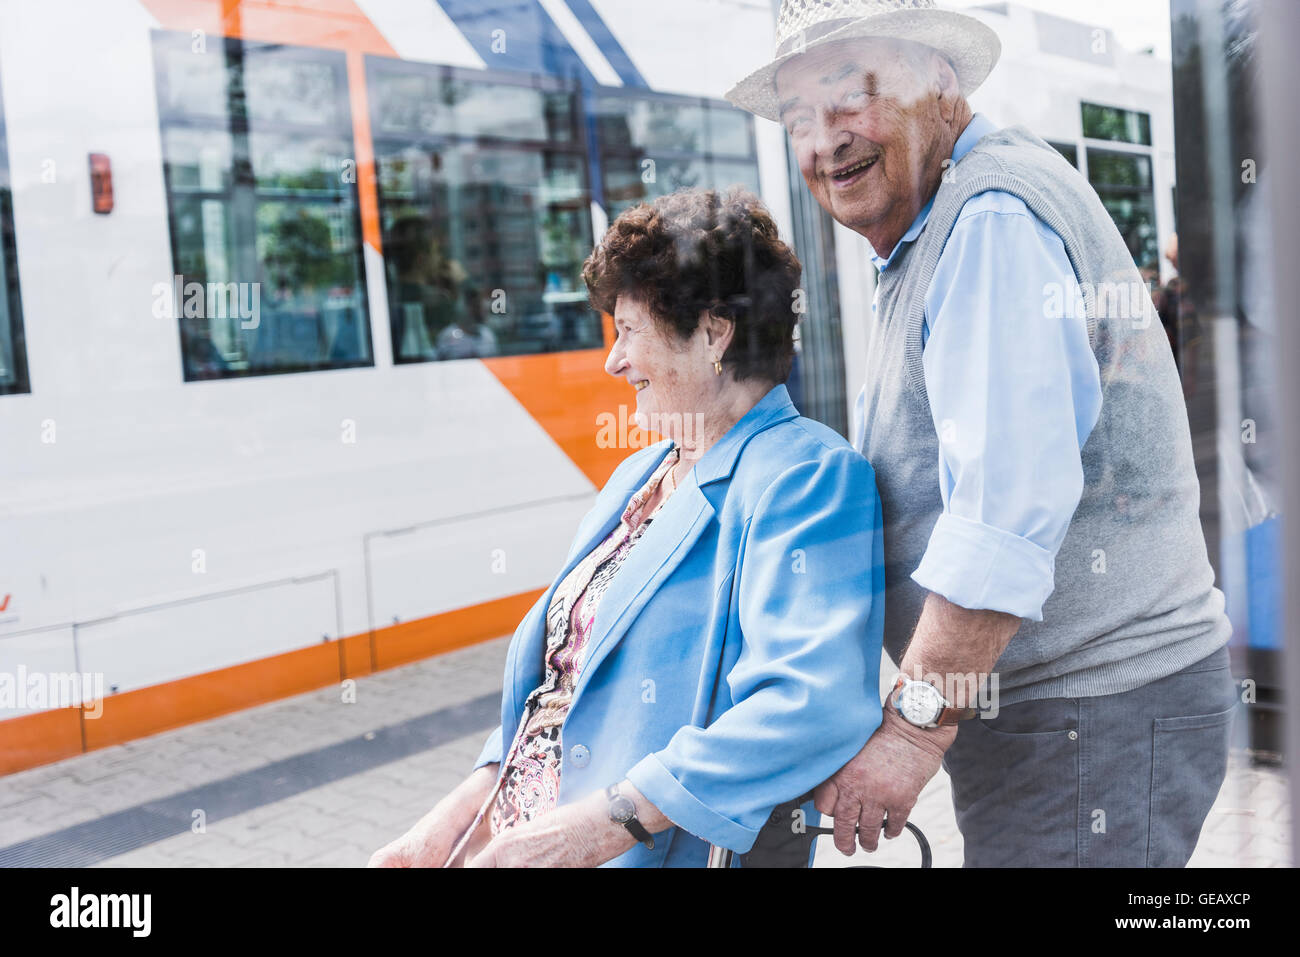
[932,53,961,121]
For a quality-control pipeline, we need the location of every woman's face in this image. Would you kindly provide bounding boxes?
[604,294,719,439]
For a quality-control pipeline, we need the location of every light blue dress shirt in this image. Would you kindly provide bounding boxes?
[850,113,1103,622]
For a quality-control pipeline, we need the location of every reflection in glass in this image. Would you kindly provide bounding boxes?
[603,154,708,220]
[371,70,575,143]
[595,91,760,224]
[153,31,372,381]
[1087,148,1158,272]
[370,61,597,362]
[596,96,706,152]
[243,55,341,126]
[1081,101,1153,145]
[0,62,28,396]
[249,132,353,196]
[708,107,754,157]
[1171,0,1282,761]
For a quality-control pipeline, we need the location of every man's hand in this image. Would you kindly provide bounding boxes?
[813,591,1019,856]
[813,709,956,855]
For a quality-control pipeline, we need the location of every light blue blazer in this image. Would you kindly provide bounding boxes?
[473,384,884,866]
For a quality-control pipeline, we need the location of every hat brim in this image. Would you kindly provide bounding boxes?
[724,9,1001,123]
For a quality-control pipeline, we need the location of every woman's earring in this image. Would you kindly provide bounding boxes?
[713,358,722,376]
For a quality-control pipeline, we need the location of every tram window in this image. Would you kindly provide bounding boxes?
[593,93,760,221]
[1086,147,1159,271]
[0,62,29,396]
[369,60,598,362]
[152,32,372,381]
[370,71,576,144]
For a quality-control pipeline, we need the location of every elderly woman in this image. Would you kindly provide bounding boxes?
[369,187,884,868]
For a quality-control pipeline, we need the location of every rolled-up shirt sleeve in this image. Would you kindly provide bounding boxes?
[911,194,1103,621]
[625,447,884,851]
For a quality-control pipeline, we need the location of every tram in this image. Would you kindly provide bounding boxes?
[0,0,872,774]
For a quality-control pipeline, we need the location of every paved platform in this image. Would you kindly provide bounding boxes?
[0,637,1289,868]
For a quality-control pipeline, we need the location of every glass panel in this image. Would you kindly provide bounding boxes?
[1087,148,1158,269]
[597,97,754,156]
[170,195,234,285]
[370,61,596,363]
[1169,0,1290,789]
[162,127,236,193]
[596,93,760,217]
[708,105,753,156]
[595,96,706,153]
[603,153,709,220]
[0,78,27,394]
[370,70,575,142]
[1097,192,1159,273]
[602,153,763,219]
[0,206,22,392]
[250,202,369,369]
[243,52,343,127]
[375,141,598,360]
[710,158,762,195]
[159,44,233,120]
[249,131,352,197]
[1087,149,1153,189]
[1081,101,1153,145]
[152,31,372,381]
[370,71,438,135]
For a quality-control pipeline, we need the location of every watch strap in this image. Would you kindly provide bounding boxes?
[935,705,979,726]
[606,784,654,850]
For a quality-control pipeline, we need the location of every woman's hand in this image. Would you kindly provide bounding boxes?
[368,763,499,867]
[467,782,665,867]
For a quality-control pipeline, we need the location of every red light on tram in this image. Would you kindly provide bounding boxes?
[89,152,113,214]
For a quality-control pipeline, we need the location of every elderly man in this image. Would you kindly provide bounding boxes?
[726,0,1236,866]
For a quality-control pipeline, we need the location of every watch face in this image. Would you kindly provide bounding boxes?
[897,681,945,725]
[609,794,635,824]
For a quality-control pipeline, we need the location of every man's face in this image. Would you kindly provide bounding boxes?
[775,38,949,250]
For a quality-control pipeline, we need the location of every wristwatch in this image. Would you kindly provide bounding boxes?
[890,674,979,728]
[606,784,655,850]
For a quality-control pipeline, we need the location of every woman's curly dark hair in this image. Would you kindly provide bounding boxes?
[583,187,803,384]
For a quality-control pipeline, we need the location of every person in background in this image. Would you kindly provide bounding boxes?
[1153,233,1201,396]
[386,214,464,361]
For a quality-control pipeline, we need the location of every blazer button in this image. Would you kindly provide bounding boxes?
[569,744,591,768]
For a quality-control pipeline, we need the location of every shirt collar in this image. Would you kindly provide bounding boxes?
[868,112,999,271]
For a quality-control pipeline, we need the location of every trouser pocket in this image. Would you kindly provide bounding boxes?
[944,698,1081,867]
[1147,704,1235,867]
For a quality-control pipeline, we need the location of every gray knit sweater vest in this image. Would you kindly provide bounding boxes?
[859,124,1230,705]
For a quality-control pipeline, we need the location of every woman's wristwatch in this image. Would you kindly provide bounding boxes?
[606,784,655,850]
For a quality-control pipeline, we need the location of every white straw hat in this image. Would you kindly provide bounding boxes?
[725,0,1001,122]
